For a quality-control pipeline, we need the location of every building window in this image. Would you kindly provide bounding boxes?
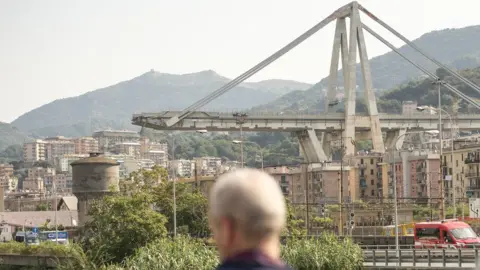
[370,169,374,175]
[371,190,374,196]
[370,179,374,185]
[456,160,458,167]
[370,159,374,165]
[361,159,364,164]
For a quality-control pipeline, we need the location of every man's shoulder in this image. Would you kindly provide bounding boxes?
[216,261,293,270]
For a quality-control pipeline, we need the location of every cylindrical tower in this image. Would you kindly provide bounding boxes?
[71,153,119,226]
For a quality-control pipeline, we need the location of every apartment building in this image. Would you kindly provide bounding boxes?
[0,176,17,192]
[23,140,46,163]
[114,142,141,158]
[193,157,221,176]
[23,167,55,191]
[264,166,295,198]
[442,138,480,200]
[93,130,140,152]
[0,164,13,177]
[23,177,44,191]
[73,137,99,155]
[44,174,69,192]
[383,151,441,202]
[55,154,88,174]
[144,150,167,168]
[170,159,192,178]
[44,139,75,163]
[355,153,385,201]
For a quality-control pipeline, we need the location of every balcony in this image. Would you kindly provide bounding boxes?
[467,185,480,191]
[358,164,367,169]
[465,157,480,164]
[465,172,480,178]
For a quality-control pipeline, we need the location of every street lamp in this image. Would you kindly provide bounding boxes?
[170,129,208,238]
[417,105,455,219]
[391,129,439,256]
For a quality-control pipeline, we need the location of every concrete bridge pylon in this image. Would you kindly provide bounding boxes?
[303,2,385,163]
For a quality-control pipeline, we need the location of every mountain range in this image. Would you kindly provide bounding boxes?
[3,24,480,151]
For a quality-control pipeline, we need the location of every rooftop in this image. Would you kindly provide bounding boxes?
[1,211,78,227]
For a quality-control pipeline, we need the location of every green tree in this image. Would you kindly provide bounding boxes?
[121,166,168,194]
[36,203,48,211]
[283,199,307,237]
[152,182,210,237]
[80,191,168,265]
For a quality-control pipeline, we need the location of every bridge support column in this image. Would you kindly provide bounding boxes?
[296,130,328,163]
[322,17,349,160]
[384,129,407,151]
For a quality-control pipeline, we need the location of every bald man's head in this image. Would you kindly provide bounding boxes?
[209,169,286,246]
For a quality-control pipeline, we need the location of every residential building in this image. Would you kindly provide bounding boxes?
[443,138,480,200]
[0,164,13,177]
[219,161,241,174]
[23,167,56,191]
[0,176,17,192]
[144,150,168,168]
[73,137,99,155]
[23,177,44,191]
[355,153,385,201]
[383,151,441,202]
[23,140,46,163]
[93,130,140,152]
[114,142,141,157]
[27,167,55,179]
[264,166,296,198]
[44,174,68,192]
[119,158,156,179]
[194,157,221,176]
[44,139,75,163]
[170,159,192,177]
[55,154,88,174]
[140,137,168,157]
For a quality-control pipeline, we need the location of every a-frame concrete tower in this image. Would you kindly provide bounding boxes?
[298,2,385,163]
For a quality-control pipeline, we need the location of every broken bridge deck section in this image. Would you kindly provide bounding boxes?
[132,111,480,132]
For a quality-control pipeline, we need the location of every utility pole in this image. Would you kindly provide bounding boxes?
[338,122,345,237]
[54,181,58,243]
[433,79,445,220]
[304,163,310,234]
[233,113,247,168]
[194,161,199,190]
[171,135,177,238]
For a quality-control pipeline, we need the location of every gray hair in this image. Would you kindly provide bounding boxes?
[209,169,286,242]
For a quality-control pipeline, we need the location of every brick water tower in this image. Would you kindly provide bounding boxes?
[71,153,119,226]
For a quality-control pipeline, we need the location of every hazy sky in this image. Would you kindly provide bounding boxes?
[1,0,479,123]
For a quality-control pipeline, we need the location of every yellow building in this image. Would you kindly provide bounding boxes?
[442,139,480,200]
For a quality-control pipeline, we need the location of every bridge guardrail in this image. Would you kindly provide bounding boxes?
[364,249,479,268]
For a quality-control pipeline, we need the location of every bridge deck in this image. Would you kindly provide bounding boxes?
[132,111,480,131]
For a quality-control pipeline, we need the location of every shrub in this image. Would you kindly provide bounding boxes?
[120,235,219,270]
[281,233,364,270]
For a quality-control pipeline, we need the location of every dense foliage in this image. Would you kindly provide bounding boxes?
[80,191,168,264]
[282,234,363,269]
[113,236,219,270]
